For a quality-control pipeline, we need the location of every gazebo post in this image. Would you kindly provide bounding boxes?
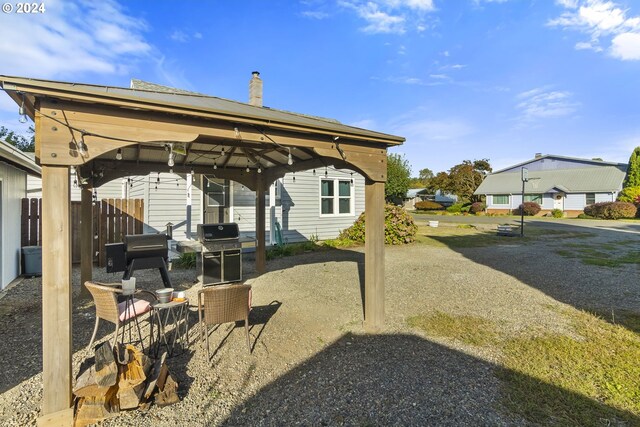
[79,185,93,299]
[41,165,73,415]
[255,174,267,274]
[364,180,385,332]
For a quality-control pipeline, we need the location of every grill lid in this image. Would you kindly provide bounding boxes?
[197,223,240,242]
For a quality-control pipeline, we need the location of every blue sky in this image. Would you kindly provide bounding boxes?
[1,0,639,174]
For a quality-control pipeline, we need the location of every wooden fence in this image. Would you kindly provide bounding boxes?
[21,198,144,265]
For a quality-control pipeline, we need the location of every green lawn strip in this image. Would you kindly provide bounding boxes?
[499,311,640,426]
[266,241,328,260]
[406,311,499,346]
[407,310,640,425]
[555,243,640,268]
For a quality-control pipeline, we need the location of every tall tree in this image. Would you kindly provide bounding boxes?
[624,147,640,187]
[0,126,35,152]
[386,153,411,204]
[444,159,492,202]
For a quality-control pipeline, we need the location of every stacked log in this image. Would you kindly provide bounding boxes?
[73,343,178,426]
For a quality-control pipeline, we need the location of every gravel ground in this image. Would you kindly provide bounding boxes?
[0,219,638,426]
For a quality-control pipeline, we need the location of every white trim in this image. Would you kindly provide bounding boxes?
[318,176,355,217]
[229,180,234,224]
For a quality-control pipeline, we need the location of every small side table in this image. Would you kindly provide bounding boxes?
[150,299,189,358]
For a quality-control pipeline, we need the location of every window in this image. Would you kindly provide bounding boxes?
[524,194,543,204]
[493,194,509,205]
[204,177,226,207]
[320,178,353,215]
[586,193,595,205]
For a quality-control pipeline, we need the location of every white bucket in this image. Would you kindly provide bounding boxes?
[428,220,439,228]
[122,277,136,295]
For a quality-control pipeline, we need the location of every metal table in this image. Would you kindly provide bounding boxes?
[149,299,189,358]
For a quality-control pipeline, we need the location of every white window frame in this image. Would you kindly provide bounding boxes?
[524,193,543,204]
[585,192,595,205]
[492,194,509,205]
[319,176,355,217]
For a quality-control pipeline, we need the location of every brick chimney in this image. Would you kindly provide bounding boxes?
[249,71,263,107]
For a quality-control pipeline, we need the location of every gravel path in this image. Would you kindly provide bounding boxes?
[0,220,638,426]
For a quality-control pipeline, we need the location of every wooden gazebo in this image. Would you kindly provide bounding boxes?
[0,75,404,422]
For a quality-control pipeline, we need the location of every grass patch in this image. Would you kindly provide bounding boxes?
[172,252,196,269]
[266,241,324,260]
[407,311,499,346]
[555,243,640,268]
[499,310,640,426]
[322,238,360,248]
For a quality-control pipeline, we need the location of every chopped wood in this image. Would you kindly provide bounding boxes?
[155,373,179,407]
[117,382,146,410]
[73,366,112,398]
[118,345,149,389]
[94,341,117,387]
[74,385,119,427]
[143,352,167,400]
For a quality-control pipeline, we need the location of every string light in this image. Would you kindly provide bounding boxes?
[115,148,122,160]
[292,172,296,183]
[325,167,328,178]
[213,161,217,170]
[313,169,316,175]
[77,133,88,157]
[350,172,354,184]
[257,166,262,174]
[246,159,250,173]
[287,148,293,166]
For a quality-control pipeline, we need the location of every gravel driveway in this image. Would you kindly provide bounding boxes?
[0,219,638,426]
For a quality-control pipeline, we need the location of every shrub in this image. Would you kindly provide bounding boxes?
[415,200,443,211]
[446,203,463,213]
[339,204,417,245]
[576,213,592,219]
[551,209,564,218]
[173,252,196,269]
[518,202,541,216]
[617,186,640,203]
[469,202,486,214]
[585,202,637,219]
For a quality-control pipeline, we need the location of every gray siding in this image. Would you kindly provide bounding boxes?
[564,193,584,211]
[0,162,27,288]
[27,173,123,201]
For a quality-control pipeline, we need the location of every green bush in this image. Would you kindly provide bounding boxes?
[460,203,472,213]
[518,202,541,216]
[446,203,463,213]
[584,202,637,219]
[415,200,443,210]
[617,186,640,203]
[339,204,417,245]
[576,213,593,219]
[551,209,564,218]
[173,252,196,269]
[469,202,486,214]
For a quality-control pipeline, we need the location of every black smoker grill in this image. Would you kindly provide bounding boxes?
[105,234,172,287]
[197,223,242,286]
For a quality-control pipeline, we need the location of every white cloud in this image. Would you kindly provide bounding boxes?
[339,0,435,34]
[516,88,580,123]
[549,0,640,61]
[0,0,150,77]
[349,118,378,129]
[194,32,203,39]
[611,32,640,60]
[170,30,189,42]
[301,10,330,19]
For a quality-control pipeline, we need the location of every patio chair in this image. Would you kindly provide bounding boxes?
[198,283,252,359]
[84,281,156,351]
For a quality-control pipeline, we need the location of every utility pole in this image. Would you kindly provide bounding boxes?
[521,167,528,237]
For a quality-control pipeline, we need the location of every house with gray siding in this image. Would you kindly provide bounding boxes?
[474,154,627,217]
[0,139,41,289]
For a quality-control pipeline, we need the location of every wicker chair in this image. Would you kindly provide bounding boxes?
[198,283,252,359]
[84,281,156,351]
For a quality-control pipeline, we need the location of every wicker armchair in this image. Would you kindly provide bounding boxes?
[198,283,252,359]
[84,281,156,351]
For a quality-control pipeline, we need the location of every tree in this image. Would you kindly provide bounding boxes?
[442,159,492,202]
[624,147,640,188]
[429,171,451,194]
[386,153,411,204]
[0,126,35,152]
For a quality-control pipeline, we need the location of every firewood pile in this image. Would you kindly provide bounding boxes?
[72,342,179,426]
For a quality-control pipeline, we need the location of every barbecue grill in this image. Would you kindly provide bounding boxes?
[197,223,242,286]
[105,234,172,287]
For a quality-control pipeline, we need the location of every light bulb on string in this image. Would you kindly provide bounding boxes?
[325,167,328,178]
[287,148,293,166]
[257,166,262,174]
[213,161,217,170]
[18,94,27,123]
[115,148,122,160]
[168,153,175,167]
[293,172,296,183]
[77,133,88,157]
[313,169,316,175]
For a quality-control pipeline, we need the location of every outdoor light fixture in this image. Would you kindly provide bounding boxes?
[257,166,262,174]
[287,148,293,166]
[190,168,194,175]
[213,161,217,170]
[168,154,175,167]
[116,148,123,160]
[246,159,250,173]
[18,95,27,124]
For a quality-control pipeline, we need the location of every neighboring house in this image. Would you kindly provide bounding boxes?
[0,139,41,289]
[404,189,457,210]
[474,154,627,217]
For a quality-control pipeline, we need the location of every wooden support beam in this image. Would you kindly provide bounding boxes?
[79,185,93,300]
[364,180,385,332]
[255,174,267,274]
[41,165,73,415]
